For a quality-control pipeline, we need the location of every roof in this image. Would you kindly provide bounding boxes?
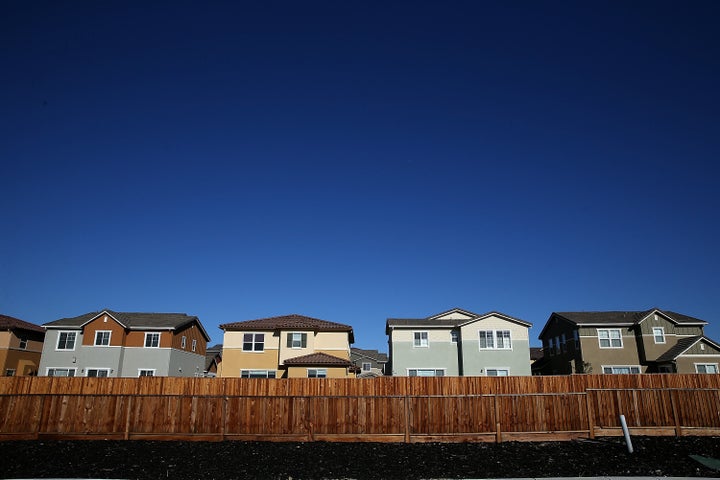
[386,310,531,333]
[220,314,354,342]
[539,308,709,339]
[283,352,352,366]
[529,347,544,361]
[655,336,703,363]
[0,314,45,333]
[43,310,211,341]
[351,348,388,363]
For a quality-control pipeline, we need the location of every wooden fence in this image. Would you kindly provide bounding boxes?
[1,374,719,442]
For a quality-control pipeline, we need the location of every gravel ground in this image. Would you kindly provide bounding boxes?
[1,436,719,479]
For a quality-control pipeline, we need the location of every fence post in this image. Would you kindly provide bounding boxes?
[668,389,682,437]
[35,395,46,440]
[494,394,502,443]
[585,391,595,439]
[124,395,133,440]
[404,394,411,443]
[221,396,227,440]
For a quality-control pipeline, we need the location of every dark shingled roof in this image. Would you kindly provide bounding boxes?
[220,314,353,332]
[43,310,210,340]
[283,352,352,366]
[0,314,44,333]
[351,348,388,363]
[656,336,703,363]
[553,309,708,326]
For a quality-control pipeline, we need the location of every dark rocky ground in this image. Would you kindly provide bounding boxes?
[1,436,719,479]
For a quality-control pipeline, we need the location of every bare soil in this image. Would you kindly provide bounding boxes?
[1,436,719,479]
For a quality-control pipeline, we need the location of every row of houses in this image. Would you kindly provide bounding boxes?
[2,307,719,378]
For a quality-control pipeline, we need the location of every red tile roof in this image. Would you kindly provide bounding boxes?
[220,314,352,332]
[283,352,352,366]
[0,314,44,333]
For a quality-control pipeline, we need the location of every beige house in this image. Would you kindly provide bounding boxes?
[534,308,720,375]
[219,314,354,378]
[1,314,45,376]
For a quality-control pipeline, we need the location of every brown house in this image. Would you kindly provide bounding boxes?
[0,314,45,376]
[535,308,720,375]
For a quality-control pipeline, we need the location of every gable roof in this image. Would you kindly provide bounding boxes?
[427,307,481,320]
[655,336,720,363]
[539,308,708,339]
[351,348,388,363]
[283,352,352,366]
[386,310,531,333]
[43,310,211,341]
[0,314,44,334]
[220,314,354,342]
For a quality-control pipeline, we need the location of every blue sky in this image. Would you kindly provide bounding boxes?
[2,1,719,350]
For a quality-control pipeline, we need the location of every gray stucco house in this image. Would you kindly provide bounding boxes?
[386,308,533,376]
[38,309,211,377]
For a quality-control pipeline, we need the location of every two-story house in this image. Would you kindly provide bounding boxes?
[39,309,211,377]
[535,308,720,375]
[386,308,533,376]
[1,314,45,376]
[219,314,355,378]
[350,348,388,377]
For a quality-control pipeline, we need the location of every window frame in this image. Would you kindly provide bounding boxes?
[86,368,110,378]
[56,331,77,351]
[408,368,445,377]
[191,339,197,352]
[240,369,277,378]
[94,330,112,346]
[451,330,459,343]
[597,328,623,349]
[307,368,327,378]
[695,363,719,374]
[138,369,156,377]
[144,332,160,348]
[652,327,666,344]
[601,365,641,374]
[486,368,510,376]
[361,362,372,372]
[181,336,187,349]
[287,332,308,349]
[5,369,16,377]
[479,330,512,350]
[19,338,27,350]
[243,333,265,352]
[47,368,76,377]
[413,331,429,348]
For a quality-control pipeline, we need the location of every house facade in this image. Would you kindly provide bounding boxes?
[386,308,533,377]
[350,348,388,377]
[535,308,720,375]
[38,310,210,377]
[219,314,354,378]
[1,314,45,376]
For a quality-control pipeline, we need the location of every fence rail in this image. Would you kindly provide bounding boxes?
[1,375,719,442]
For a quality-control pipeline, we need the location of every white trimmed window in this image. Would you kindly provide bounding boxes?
[307,369,327,378]
[479,330,511,350]
[47,368,76,377]
[138,369,155,377]
[486,368,510,376]
[86,368,110,377]
[94,331,111,346]
[19,338,27,350]
[695,364,719,374]
[144,332,160,348]
[288,332,308,349]
[560,333,567,352]
[56,331,77,350]
[451,331,459,343]
[362,362,371,372]
[598,329,623,348]
[191,339,197,352]
[243,333,265,352]
[241,370,276,378]
[602,365,641,374]
[413,331,429,348]
[652,327,665,344]
[408,368,445,377]
[181,336,187,349]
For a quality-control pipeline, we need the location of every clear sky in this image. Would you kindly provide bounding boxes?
[2,1,719,350]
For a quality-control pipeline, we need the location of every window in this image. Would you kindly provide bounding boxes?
[451,331,459,343]
[138,369,155,377]
[47,368,76,377]
[56,331,77,350]
[408,369,444,377]
[413,331,428,347]
[561,333,567,352]
[241,370,276,378]
[652,327,665,344]
[287,332,307,349]
[480,330,511,350]
[86,369,110,377]
[486,368,510,376]
[602,366,641,374]
[144,332,160,348]
[362,362,372,372]
[307,369,327,378]
[181,336,187,349]
[547,337,554,355]
[573,330,580,344]
[191,339,197,352]
[243,333,265,351]
[94,331,111,346]
[19,338,27,350]
[695,364,719,374]
[598,329,623,348]
[5,369,15,377]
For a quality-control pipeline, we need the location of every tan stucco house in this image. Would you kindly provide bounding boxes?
[219,314,354,378]
[534,308,720,375]
[0,314,45,376]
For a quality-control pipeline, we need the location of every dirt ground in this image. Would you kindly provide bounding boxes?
[1,436,719,479]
